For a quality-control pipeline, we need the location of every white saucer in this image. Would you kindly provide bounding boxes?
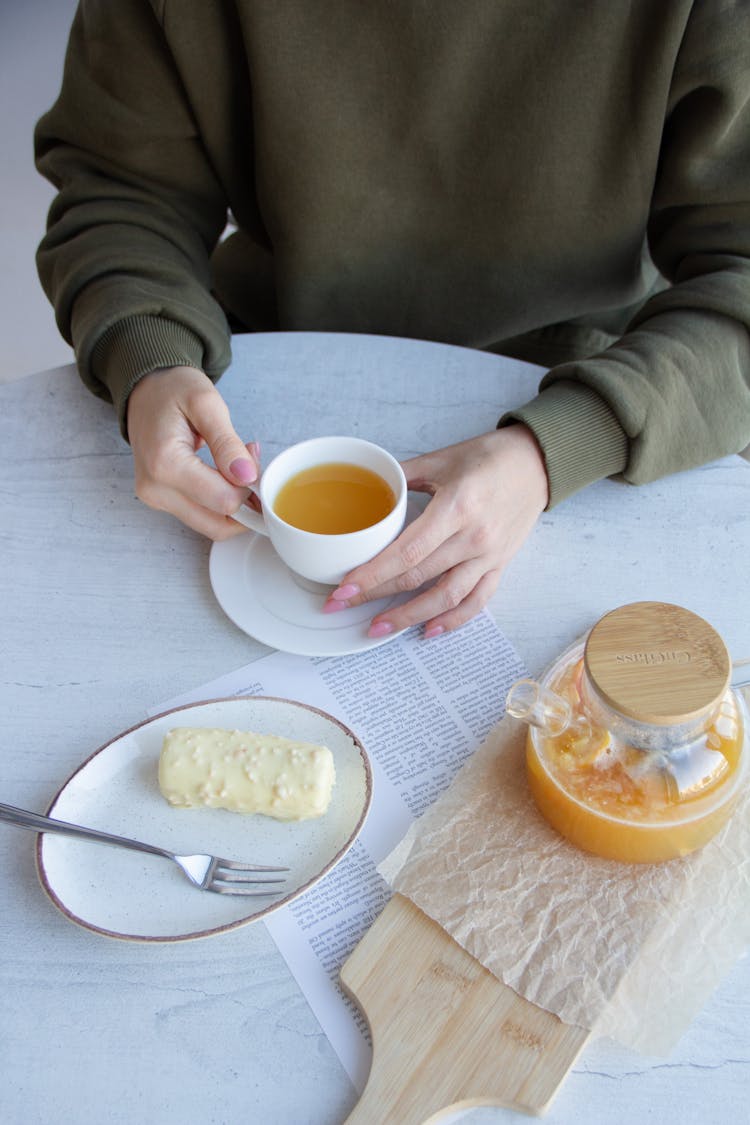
[209,505,423,656]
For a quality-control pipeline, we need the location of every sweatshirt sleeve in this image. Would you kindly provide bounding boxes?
[503,1,750,507]
[34,0,232,436]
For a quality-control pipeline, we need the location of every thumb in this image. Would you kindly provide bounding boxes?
[400,449,440,494]
[197,399,259,486]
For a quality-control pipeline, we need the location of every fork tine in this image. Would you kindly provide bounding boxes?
[206,855,289,896]
[214,867,286,884]
[215,858,290,872]
[207,883,287,897]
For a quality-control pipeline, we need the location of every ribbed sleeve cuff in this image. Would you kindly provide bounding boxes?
[91,314,207,440]
[499,380,629,507]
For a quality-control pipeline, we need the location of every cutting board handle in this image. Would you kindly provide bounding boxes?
[340,894,589,1123]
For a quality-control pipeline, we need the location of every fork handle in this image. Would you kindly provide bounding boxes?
[0,802,171,859]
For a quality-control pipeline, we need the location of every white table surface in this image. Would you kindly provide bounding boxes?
[1,331,748,1125]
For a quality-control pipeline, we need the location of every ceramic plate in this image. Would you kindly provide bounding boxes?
[209,500,425,656]
[36,697,372,942]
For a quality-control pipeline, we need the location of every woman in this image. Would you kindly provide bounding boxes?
[35,1,750,638]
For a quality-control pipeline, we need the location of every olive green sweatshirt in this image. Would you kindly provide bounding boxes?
[35,1,750,505]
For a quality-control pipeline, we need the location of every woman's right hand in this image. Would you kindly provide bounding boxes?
[126,365,260,539]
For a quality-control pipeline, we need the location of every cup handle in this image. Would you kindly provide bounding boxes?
[230,498,269,536]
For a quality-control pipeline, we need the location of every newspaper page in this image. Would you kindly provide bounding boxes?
[153,610,527,1090]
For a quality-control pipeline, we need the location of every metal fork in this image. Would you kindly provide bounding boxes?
[0,801,289,896]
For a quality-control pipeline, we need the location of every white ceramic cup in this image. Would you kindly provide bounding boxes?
[231,436,408,587]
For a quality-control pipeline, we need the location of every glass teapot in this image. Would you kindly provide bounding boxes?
[506,602,748,863]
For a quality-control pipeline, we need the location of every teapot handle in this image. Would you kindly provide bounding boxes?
[506,679,592,742]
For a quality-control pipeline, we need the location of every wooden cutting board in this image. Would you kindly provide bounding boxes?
[341,894,590,1122]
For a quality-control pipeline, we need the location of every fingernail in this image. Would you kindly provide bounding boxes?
[424,625,445,639]
[322,599,348,614]
[230,457,258,484]
[368,621,394,638]
[248,441,261,461]
[332,583,360,601]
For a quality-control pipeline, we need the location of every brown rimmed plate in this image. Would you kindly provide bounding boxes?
[36,696,372,942]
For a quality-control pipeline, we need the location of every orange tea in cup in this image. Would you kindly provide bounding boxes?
[273,462,396,534]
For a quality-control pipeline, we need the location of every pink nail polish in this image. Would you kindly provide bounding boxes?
[368,621,394,638]
[230,457,257,484]
[322,599,348,614]
[332,583,360,601]
[424,625,445,639]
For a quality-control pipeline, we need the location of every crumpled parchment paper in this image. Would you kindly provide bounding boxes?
[379,685,750,1053]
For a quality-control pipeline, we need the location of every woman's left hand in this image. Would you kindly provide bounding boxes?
[322,424,549,638]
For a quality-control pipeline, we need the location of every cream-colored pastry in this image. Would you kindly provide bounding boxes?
[158,727,336,820]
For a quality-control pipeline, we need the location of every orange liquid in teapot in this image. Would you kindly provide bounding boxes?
[526,659,745,863]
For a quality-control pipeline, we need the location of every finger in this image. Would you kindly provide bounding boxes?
[328,489,501,609]
[189,391,259,487]
[399,449,443,492]
[136,448,252,520]
[141,483,250,541]
[328,531,466,610]
[180,437,262,515]
[365,558,494,637]
[331,498,462,603]
[420,569,503,637]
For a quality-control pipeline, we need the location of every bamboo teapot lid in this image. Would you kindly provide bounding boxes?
[583,602,731,726]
